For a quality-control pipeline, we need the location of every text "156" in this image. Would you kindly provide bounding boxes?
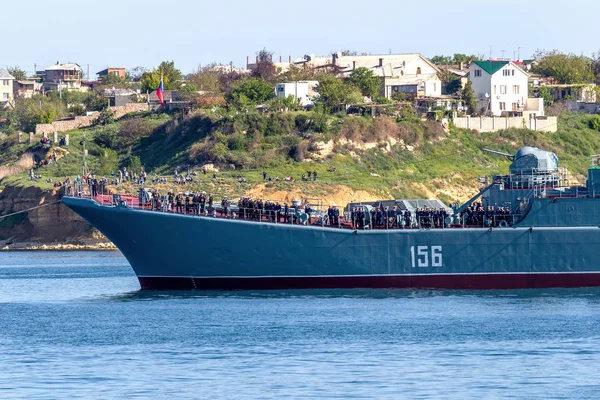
[410,246,443,268]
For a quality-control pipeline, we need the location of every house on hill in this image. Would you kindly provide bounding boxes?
[13,80,42,99]
[468,60,534,116]
[0,68,15,107]
[294,53,442,99]
[43,62,83,91]
[97,67,126,80]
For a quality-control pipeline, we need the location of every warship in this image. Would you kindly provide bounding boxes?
[63,146,600,290]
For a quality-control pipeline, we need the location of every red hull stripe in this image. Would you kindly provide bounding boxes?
[138,273,600,291]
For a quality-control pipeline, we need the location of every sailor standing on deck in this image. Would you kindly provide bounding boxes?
[208,194,214,215]
[175,193,184,214]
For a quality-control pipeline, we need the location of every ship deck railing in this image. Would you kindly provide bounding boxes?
[63,185,524,231]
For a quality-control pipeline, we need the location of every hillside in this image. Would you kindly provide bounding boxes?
[0,110,599,247]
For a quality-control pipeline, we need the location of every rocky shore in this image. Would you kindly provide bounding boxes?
[1,242,117,251]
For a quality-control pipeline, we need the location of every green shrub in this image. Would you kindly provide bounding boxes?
[93,125,119,149]
[589,115,600,131]
[97,109,115,125]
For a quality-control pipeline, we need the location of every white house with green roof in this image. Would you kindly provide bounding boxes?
[469,60,530,116]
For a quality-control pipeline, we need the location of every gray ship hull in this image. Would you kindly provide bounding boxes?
[62,196,600,290]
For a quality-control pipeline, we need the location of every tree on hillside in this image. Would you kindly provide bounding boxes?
[252,48,278,82]
[315,76,363,110]
[140,61,183,92]
[99,73,128,87]
[429,54,481,65]
[461,81,476,115]
[453,54,481,64]
[592,50,600,84]
[10,96,67,132]
[127,66,147,82]
[7,67,26,80]
[187,64,223,93]
[430,55,453,65]
[278,64,318,82]
[226,78,274,108]
[348,67,380,99]
[532,50,594,84]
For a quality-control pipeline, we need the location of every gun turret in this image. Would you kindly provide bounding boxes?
[483,148,515,160]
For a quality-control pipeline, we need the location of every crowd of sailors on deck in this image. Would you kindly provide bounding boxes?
[460,202,512,227]
[349,206,448,229]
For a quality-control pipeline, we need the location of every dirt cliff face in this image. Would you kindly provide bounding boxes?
[0,186,108,246]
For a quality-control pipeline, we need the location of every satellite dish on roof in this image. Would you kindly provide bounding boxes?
[485,93,490,98]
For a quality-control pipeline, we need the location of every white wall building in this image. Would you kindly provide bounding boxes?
[275,81,319,106]
[0,68,15,107]
[295,53,442,99]
[469,61,530,116]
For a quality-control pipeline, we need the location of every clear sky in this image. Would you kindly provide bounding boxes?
[3,0,599,77]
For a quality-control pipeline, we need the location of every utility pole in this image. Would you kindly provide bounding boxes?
[87,64,90,81]
[518,47,521,61]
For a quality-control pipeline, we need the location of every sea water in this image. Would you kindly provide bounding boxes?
[1,251,600,399]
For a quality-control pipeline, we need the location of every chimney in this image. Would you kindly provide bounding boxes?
[279,55,282,63]
[256,56,259,64]
[289,55,292,63]
[458,61,464,71]
[332,53,338,65]
[246,56,249,68]
[353,61,356,70]
[379,58,384,67]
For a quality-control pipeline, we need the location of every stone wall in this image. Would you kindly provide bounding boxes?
[453,116,558,133]
[35,103,150,135]
[565,101,600,114]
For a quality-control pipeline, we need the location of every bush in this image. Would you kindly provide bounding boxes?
[97,108,115,125]
[227,133,247,151]
[367,117,399,141]
[589,115,600,131]
[339,117,369,141]
[118,118,154,147]
[93,125,118,149]
[125,155,141,172]
[264,113,295,136]
[98,148,118,175]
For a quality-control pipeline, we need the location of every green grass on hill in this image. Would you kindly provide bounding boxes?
[1,110,600,204]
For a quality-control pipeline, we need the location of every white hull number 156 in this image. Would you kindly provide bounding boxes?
[410,246,443,268]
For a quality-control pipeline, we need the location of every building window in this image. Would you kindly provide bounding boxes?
[433,83,437,92]
[512,102,518,110]
[499,102,506,111]
[493,85,497,95]
[500,85,507,94]
[416,67,421,75]
[511,70,515,76]
[474,69,481,77]
[513,85,520,95]
[3,93,8,99]
[2,80,8,86]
